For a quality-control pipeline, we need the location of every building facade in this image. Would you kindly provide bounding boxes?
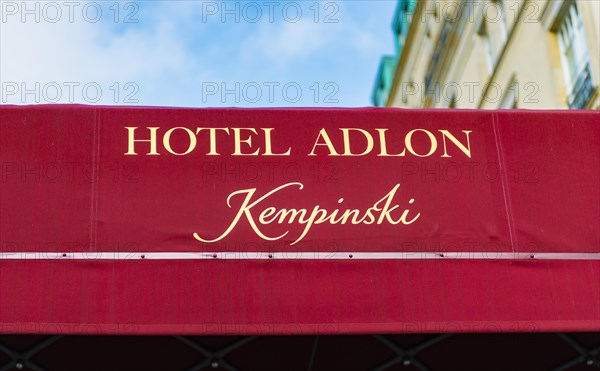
[373,0,600,110]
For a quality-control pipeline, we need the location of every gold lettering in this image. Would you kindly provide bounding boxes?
[341,128,374,156]
[193,182,420,246]
[308,128,340,156]
[163,127,197,156]
[259,207,277,224]
[439,130,472,158]
[125,127,159,155]
[196,128,230,155]
[293,206,327,244]
[376,128,406,156]
[405,129,437,157]
[339,209,363,224]
[232,128,260,156]
[262,128,291,156]
[393,198,420,224]
[193,183,302,243]
[274,208,307,224]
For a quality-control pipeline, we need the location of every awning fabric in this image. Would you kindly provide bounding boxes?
[0,106,598,334]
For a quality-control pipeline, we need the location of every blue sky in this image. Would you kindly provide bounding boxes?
[1,1,398,107]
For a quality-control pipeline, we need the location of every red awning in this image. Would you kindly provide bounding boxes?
[0,106,598,334]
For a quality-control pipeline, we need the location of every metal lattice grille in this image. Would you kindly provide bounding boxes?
[0,333,598,371]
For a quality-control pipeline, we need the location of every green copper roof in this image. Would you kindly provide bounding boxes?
[372,0,416,106]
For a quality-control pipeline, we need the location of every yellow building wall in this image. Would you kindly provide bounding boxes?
[387,0,599,110]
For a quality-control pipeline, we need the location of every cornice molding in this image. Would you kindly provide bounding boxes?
[387,0,426,107]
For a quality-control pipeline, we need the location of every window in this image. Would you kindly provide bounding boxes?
[493,0,509,44]
[478,21,494,75]
[557,1,594,108]
[500,79,518,109]
[478,1,509,77]
[392,0,417,54]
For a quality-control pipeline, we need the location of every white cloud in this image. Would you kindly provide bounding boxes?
[239,19,339,68]
[0,1,396,107]
[0,1,212,105]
